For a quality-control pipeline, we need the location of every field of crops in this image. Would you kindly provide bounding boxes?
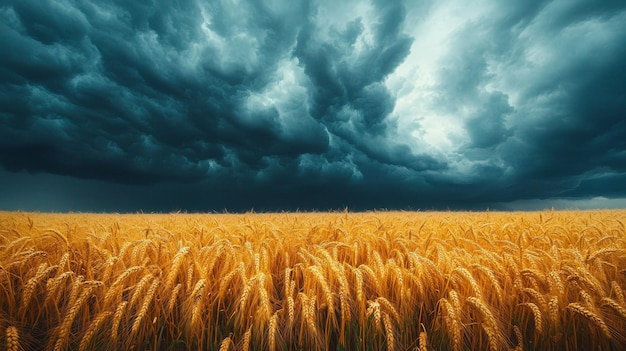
[1,210,625,350]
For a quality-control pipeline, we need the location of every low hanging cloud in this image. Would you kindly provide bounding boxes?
[1,0,625,212]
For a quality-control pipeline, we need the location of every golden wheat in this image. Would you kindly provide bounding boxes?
[601,297,626,319]
[567,302,611,339]
[190,278,207,329]
[111,300,128,344]
[382,312,395,351]
[131,278,160,336]
[53,285,97,351]
[548,296,560,327]
[440,298,461,351]
[419,331,428,351]
[164,246,190,292]
[219,336,232,351]
[611,280,625,306]
[1,210,625,350]
[268,311,279,351]
[78,311,112,351]
[467,296,500,351]
[5,326,20,351]
[521,302,544,334]
[513,325,523,351]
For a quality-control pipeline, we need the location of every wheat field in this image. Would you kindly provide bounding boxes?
[1,210,625,350]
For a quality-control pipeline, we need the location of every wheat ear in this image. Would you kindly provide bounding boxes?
[20,263,48,315]
[548,271,565,296]
[567,303,611,339]
[548,296,560,327]
[78,311,112,351]
[611,281,625,306]
[601,297,626,319]
[258,273,272,320]
[455,268,482,299]
[308,266,335,313]
[521,302,543,334]
[242,327,252,351]
[523,288,547,310]
[131,278,160,336]
[513,325,523,351]
[219,336,232,351]
[467,297,500,351]
[376,297,400,324]
[353,268,364,305]
[440,298,461,351]
[449,290,461,314]
[419,331,428,351]
[287,292,295,327]
[111,301,128,344]
[167,283,182,315]
[269,311,279,351]
[366,301,382,330]
[54,285,96,351]
[190,278,207,329]
[129,274,154,309]
[164,247,190,292]
[6,326,20,351]
[382,313,395,351]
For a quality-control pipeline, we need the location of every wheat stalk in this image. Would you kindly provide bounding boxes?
[57,252,70,274]
[45,271,75,307]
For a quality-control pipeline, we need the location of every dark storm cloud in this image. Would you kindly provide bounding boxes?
[1,0,625,211]
[426,1,626,206]
[499,8,626,201]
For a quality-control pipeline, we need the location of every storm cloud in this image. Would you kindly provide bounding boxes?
[1,0,625,212]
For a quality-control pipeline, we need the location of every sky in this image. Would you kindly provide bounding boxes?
[1,0,625,212]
